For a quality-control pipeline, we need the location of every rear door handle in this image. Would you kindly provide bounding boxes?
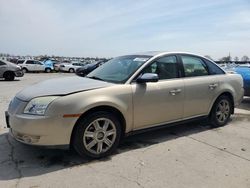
[169,89,182,95]
[209,83,218,90]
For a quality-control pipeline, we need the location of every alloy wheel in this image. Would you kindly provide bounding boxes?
[83,118,117,155]
[216,99,230,124]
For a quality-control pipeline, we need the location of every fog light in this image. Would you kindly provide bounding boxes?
[12,130,40,144]
[22,135,32,144]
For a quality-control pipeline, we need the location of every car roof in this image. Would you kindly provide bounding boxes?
[237,64,250,68]
[0,59,17,66]
[129,51,207,58]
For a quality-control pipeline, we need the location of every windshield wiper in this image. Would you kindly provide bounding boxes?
[86,76,105,81]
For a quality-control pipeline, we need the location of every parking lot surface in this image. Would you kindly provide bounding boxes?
[0,73,250,188]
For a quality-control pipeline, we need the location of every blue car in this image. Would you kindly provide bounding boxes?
[233,65,250,96]
[43,59,54,73]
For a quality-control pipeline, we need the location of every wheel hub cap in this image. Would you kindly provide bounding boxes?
[216,99,230,123]
[96,132,105,140]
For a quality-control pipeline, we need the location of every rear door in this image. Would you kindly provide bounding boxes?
[132,55,184,130]
[179,55,219,118]
[25,60,35,71]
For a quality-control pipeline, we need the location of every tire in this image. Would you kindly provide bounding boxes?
[4,72,15,81]
[22,68,28,73]
[45,68,51,73]
[72,111,122,159]
[69,68,74,73]
[210,95,233,127]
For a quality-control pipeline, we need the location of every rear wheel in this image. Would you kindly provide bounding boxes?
[210,95,232,127]
[72,111,121,158]
[4,72,15,81]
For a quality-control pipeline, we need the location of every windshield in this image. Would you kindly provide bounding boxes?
[87,55,152,83]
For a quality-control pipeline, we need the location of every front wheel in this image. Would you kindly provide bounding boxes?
[72,111,121,158]
[22,68,28,73]
[4,72,15,81]
[210,95,233,127]
[69,68,74,73]
[45,68,51,73]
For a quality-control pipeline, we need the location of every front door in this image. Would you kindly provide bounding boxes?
[132,55,184,130]
[35,61,45,71]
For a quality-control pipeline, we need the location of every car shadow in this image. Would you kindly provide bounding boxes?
[0,79,21,82]
[0,120,212,181]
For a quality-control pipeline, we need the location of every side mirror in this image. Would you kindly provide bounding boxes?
[136,73,159,83]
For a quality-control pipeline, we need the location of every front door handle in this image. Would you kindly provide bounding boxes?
[209,83,218,90]
[169,89,182,96]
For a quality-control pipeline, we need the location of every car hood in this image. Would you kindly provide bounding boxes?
[16,76,114,101]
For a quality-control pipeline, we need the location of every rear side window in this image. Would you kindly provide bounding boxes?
[181,55,208,77]
[204,59,225,75]
[17,60,24,64]
[26,60,34,64]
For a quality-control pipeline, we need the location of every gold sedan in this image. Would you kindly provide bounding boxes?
[6,52,244,158]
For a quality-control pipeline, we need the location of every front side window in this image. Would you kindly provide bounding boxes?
[181,55,208,77]
[87,55,152,83]
[35,61,43,65]
[142,56,178,80]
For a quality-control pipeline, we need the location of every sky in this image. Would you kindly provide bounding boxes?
[0,0,249,60]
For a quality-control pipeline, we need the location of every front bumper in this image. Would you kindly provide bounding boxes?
[5,111,10,128]
[14,70,24,77]
[6,110,77,147]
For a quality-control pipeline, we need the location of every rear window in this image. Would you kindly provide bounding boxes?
[204,59,225,75]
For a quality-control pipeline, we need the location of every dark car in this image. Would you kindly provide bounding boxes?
[75,61,104,77]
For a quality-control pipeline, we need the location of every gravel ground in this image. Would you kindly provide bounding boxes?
[0,73,250,188]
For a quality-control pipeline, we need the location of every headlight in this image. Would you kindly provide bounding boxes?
[24,96,58,115]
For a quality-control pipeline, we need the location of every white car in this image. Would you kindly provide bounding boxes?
[59,62,86,73]
[17,60,46,73]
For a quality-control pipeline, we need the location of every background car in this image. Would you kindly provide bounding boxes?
[75,61,104,77]
[17,60,46,73]
[0,59,24,80]
[42,59,55,73]
[59,62,86,73]
[233,65,250,96]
